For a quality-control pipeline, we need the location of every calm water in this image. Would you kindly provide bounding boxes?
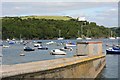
[1,39,119,78]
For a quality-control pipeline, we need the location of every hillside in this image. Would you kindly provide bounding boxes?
[2,16,114,40]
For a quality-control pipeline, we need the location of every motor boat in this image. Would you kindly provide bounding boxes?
[24,46,35,51]
[85,37,92,40]
[76,37,82,40]
[65,42,76,47]
[9,40,15,44]
[37,41,42,44]
[34,43,41,47]
[60,46,73,51]
[38,45,48,50]
[109,37,115,40]
[50,49,66,55]
[106,46,120,54]
[57,37,64,40]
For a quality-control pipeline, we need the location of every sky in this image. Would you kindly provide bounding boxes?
[0,0,119,27]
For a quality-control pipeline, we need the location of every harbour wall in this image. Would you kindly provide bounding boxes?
[2,41,106,79]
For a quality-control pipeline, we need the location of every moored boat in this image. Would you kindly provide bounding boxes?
[85,37,92,40]
[38,46,48,50]
[109,37,116,39]
[9,41,15,44]
[46,41,56,45]
[65,42,76,47]
[106,46,120,54]
[77,37,82,40]
[34,43,41,47]
[20,53,25,56]
[50,49,66,55]
[60,46,73,51]
[57,30,64,40]
[24,46,35,51]
[3,45,10,48]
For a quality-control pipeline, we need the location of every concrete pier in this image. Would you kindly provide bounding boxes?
[1,41,106,79]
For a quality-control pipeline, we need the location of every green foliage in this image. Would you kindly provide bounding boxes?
[2,16,114,40]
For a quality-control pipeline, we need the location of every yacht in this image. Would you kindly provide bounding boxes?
[57,30,64,40]
[109,31,115,39]
[76,30,82,40]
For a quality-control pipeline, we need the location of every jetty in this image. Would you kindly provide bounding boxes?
[2,41,106,79]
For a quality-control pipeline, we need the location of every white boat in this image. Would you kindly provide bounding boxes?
[20,39,23,43]
[77,37,82,40]
[116,37,120,39]
[6,38,10,41]
[38,45,48,50]
[20,53,25,56]
[46,41,56,45]
[57,30,64,40]
[19,34,24,43]
[85,37,92,40]
[85,29,92,40]
[34,43,41,47]
[76,30,82,40]
[109,31,115,39]
[50,49,66,55]
[12,38,16,41]
[58,37,64,40]
[3,45,10,48]
[109,37,115,39]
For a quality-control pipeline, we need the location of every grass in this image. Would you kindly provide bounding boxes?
[20,16,72,20]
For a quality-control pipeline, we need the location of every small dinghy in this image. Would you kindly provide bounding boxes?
[20,53,25,56]
[106,46,120,54]
[2,45,10,48]
[50,49,66,55]
[24,46,35,51]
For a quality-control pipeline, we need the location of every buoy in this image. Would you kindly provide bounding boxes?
[20,53,25,56]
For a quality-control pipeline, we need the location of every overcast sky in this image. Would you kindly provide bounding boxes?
[1,0,119,27]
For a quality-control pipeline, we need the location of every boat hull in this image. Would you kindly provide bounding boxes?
[38,47,48,50]
[50,49,66,55]
[106,50,120,54]
[24,49,35,51]
[50,52,66,55]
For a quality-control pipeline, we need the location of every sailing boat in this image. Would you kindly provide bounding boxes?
[76,30,82,40]
[57,30,64,40]
[109,31,115,39]
[20,34,23,43]
[85,30,92,40]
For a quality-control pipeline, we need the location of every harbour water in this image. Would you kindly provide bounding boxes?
[1,39,119,78]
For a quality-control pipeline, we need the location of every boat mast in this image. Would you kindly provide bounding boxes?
[78,30,80,37]
[81,25,83,38]
[111,31,113,37]
[20,34,21,40]
[59,30,61,38]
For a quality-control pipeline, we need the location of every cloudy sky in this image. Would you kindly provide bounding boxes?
[1,0,119,27]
